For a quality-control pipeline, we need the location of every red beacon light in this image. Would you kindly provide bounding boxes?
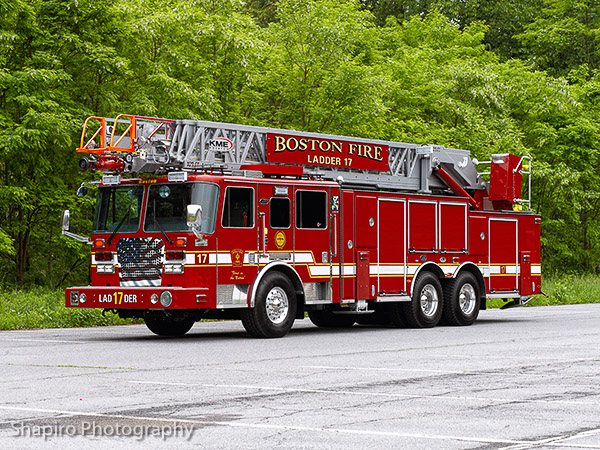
[93,239,105,249]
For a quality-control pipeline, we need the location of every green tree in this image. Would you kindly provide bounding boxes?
[2,0,600,287]
[518,0,600,76]
[0,0,125,286]
[361,0,544,60]
[256,0,386,136]
[119,0,263,122]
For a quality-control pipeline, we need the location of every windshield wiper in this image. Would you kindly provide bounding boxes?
[153,199,173,244]
[107,209,130,245]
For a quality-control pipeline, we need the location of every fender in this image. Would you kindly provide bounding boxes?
[248,261,304,308]
[410,261,486,297]
[410,262,444,297]
[452,261,487,298]
[452,261,484,278]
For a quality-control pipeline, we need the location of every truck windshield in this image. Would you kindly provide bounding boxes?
[144,182,219,234]
[94,185,144,233]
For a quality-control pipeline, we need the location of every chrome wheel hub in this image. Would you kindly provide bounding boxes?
[419,284,439,317]
[265,287,289,324]
[458,283,476,315]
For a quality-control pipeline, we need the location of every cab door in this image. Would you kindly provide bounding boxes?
[257,184,293,260]
[217,183,259,304]
[293,187,332,302]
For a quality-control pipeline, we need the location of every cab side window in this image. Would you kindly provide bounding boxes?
[222,187,254,228]
[270,198,290,229]
[296,190,327,229]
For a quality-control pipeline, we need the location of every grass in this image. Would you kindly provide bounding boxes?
[0,287,140,331]
[487,274,600,308]
[1,274,600,330]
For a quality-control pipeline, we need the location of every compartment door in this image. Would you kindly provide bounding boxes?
[519,251,534,295]
[439,202,467,254]
[408,200,438,253]
[378,199,406,296]
[355,195,377,299]
[357,250,371,300]
[489,219,518,292]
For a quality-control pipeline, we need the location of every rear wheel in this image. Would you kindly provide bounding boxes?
[241,272,297,338]
[443,272,481,326]
[144,312,195,337]
[308,310,355,328]
[402,272,443,328]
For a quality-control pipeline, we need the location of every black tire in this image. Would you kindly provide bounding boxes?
[308,310,355,328]
[385,303,408,328]
[402,272,443,328]
[443,271,481,326]
[241,271,297,338]
[144,312,195,337]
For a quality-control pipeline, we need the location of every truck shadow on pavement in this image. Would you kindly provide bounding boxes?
[88,316,535,342]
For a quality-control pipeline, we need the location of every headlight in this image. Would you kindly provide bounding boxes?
[97,264,115,274]
[79,293,87,304]
[150,293,159,305]
[160,291,172,308]
[164,264,184,273]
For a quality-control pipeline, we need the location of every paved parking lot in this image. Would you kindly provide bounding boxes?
[1,304,600,449]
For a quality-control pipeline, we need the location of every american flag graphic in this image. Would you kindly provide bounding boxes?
[116,237,164,287]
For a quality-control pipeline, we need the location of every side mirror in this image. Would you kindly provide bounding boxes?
[60,209,91,245]
[61,210,70,233]
[186,204,202,226]
[186,204,202,237]
[76,185,88,198]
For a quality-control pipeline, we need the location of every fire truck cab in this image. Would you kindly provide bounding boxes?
[63,115,541,338]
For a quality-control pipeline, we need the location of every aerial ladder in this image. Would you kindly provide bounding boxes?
[76,114,530,211]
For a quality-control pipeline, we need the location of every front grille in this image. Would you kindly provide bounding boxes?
[117,238,164,286]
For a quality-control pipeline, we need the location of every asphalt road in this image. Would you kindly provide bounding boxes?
[1,304,600,449]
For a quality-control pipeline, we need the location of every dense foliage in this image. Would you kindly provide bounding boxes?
[2,0,600,287]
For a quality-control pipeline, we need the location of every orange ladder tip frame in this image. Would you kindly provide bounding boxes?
[77,115,137,154]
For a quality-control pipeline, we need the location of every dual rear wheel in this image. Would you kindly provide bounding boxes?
[392,271,481,328]
[443,271,481,326]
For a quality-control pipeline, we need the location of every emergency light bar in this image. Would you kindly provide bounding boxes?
[168,172,188,182]
[102,175,121,185]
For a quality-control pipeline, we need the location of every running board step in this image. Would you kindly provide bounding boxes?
[500,296,533,310]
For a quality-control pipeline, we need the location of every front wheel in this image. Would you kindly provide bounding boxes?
[443,272,481,326]
[144,312,195,337]
[402,272,443,328]
[241,272,297,338]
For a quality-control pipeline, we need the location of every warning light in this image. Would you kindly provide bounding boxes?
[94,239,105,248]
[95,252,113,261]
[165,251,185,261]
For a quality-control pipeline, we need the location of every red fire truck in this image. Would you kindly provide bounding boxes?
[62,114,541,338]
